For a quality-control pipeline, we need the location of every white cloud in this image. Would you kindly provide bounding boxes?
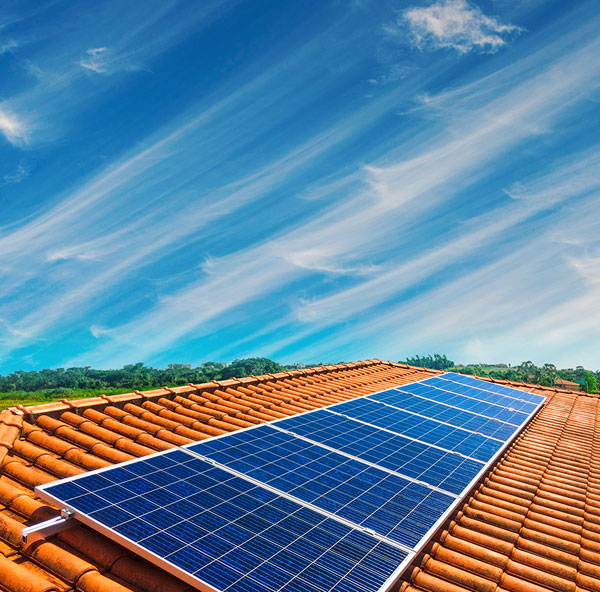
[0,106,27,145]
[0,39,18,55]
[2,162,28,184]
[45,247,97,263]
[79,47,110,73]
[0,26,394,361]
[90,325,106,338]
[403,0,522,53]
[295,146,600,325]
[79,46,141,75]
[284,160,600,368]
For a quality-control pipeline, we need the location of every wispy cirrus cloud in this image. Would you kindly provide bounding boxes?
[402,0,522,53]
[0,0,238,145]
[1,0,599,371]
[272,142,600,368]
[79,45,150,75]
[0,19,397,360]
[2,162,28,184]
[0,39,18,55]
[79,47,112,73]
[297,145,600,325]
[71,22,600,368]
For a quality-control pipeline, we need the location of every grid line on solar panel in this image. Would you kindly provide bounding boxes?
[395,383,529,425]
[269,424,468,496]
[271,411,485,495]
[325,411,484,462]
[368,389,518,441]
[419,376,539,414]
[39,447,412,592]
[327,398,504,462]
[439,372,545,405]
[186,425,456,549]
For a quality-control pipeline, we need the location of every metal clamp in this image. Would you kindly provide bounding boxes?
[22,508,75,544]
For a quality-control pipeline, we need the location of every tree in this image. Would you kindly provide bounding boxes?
[220,358,286,380]
[584,372,597,393]
[402,354,455,370]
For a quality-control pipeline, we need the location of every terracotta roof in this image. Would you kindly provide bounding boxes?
[0,359,594,592]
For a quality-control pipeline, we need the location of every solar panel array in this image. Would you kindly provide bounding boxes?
[37,372,545,592]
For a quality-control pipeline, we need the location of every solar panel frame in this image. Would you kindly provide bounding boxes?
[36,373,545,592]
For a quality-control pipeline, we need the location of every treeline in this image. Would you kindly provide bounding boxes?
[0,358,288,393]
[2,355,598,396]
[402,354,599,393]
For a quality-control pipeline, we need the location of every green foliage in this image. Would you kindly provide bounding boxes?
[584,372,598,393]
[1,355,598,411]
[0,387,141,410]
[402,354,455,370]
[0,358,291,410]
[220,358,286,380]
[0,359,290,393]
[401,355,598,392]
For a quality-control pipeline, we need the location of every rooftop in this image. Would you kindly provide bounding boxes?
[0,359,595,592]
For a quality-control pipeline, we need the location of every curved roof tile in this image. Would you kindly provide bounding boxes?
[0,360,594,592]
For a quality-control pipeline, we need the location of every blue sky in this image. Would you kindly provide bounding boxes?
[1,0,599,372]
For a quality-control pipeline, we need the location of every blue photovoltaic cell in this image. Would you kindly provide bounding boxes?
[329,398,502,462]
[38,372,544,592]
[41,447,409,592]
[395,383,529,425]
[368,389,518,440]
[420,376,538,414]
[440,372,546,405]
[187,425,455,548]
[273,410,483,494]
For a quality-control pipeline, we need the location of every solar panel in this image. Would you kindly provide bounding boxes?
[369,388,518,440]
[186,425,455,547]
[439,372,546,405]
[265,413,483,494]
[328,398,503,461]
[394,382,530,424]
[418,376,540,414]
[39,447,410,592]
[36,373,545,592]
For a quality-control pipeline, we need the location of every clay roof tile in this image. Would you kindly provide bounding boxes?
[2,361,600,592]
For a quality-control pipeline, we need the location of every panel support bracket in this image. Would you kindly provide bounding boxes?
[22,508,75,544]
